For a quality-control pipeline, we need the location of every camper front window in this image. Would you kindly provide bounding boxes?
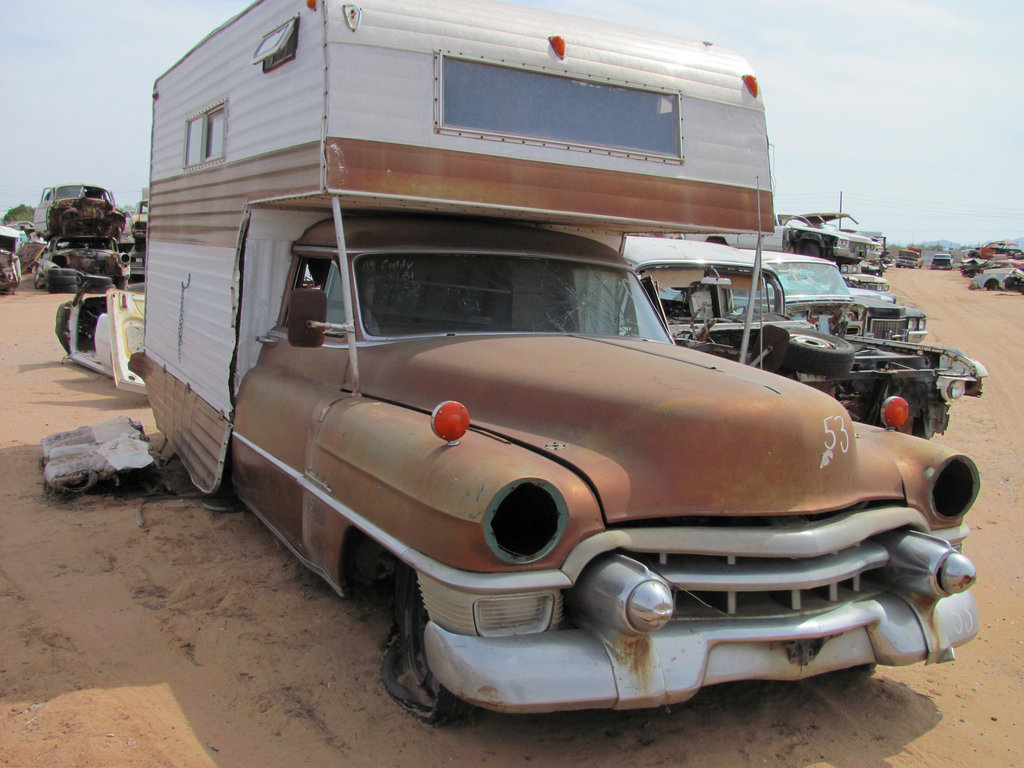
[440,57,681,160]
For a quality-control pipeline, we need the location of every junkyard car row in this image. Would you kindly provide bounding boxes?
[7,0,1008,725]
[624,238,985,439]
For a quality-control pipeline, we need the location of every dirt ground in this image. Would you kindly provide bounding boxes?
[0,267,1021,768]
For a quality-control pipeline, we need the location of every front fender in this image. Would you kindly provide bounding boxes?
[309,397,605,573]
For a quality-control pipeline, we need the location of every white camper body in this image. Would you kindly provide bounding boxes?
[143,0,772,492]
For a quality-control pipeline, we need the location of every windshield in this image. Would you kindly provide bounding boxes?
[353,253,670,341]
[771,261,851,298]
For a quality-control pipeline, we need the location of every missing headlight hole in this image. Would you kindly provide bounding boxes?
[932,457,978,519]
[489,482,560,561]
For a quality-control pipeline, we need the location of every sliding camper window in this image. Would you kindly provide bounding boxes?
[185,102,226,167]
[440,57,681,159]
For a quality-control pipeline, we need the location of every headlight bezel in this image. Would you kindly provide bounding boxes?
[483,478,568,565]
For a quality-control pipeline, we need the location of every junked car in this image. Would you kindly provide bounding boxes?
[34,235,131,292]
[970,265,1024,292]
[977,240,1023,260]
[0,224,21,294]
[840,262,893,299]
[33,184,128,240]
[895,249,922,268]
[160,215,983,718]
[54,282,146,393]
[625,238,985,438]
[930,253,953,270]
[762,251,927,343]
[702,212,884,266]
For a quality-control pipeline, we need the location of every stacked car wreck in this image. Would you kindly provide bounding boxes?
[132,0,980,720]
[32,184,132,291]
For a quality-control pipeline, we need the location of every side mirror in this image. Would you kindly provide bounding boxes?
[287,288,327,347]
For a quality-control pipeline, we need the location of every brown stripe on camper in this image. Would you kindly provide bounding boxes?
[149,142,322,248]
[325,137,774,234]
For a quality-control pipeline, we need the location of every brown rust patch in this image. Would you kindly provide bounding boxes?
[608,634,654,691]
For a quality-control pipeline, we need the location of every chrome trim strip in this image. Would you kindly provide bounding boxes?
[232,431,573,593]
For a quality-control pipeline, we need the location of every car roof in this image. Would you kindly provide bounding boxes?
[623,237,839,271]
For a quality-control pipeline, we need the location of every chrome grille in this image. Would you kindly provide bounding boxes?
[616,508,918,621]
[867,318,908,340]
[638,544,888,619]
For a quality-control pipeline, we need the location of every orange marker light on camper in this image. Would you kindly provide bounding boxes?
[881,396,910,430]
[742,75,759,98]
[432,401,470,444]
[549,35,567,59]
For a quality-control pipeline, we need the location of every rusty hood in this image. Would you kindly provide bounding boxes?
[356,336,905,523]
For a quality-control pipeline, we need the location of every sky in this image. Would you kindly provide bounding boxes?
[2,0,1021,246]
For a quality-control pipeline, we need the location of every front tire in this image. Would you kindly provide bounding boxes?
[380,563,475,724]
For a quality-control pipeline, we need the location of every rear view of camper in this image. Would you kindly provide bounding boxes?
[134,0,979,720]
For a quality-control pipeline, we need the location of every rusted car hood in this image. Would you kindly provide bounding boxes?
[357,336,905,523]
[48,198,127,240]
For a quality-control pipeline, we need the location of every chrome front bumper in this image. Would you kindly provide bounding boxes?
[425,590,978,713]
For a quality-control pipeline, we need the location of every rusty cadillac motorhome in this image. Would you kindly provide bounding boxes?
[133,0,979,720]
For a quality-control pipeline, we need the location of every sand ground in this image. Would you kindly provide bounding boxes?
[0,266,1021,767]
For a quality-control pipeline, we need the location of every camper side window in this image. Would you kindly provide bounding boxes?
[185,102,227,167]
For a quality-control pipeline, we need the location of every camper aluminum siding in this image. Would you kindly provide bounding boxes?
[322,0,772,230]
[144,0,773,491]
[146,1,327,490]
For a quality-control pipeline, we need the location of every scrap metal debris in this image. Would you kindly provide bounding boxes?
[40,416,156,493]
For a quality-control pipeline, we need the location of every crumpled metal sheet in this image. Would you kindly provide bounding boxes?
[41,416,156,492]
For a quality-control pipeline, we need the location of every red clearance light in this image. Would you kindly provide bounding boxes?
[431,401,470,445]
[306,0,317,9]
[742,74,759,98]
[881,396,910,430]
[549,35,566,59]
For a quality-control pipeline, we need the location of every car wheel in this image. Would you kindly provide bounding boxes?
[985,279,1000,291]
[781,329,856,377]
[380,562,475,724]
